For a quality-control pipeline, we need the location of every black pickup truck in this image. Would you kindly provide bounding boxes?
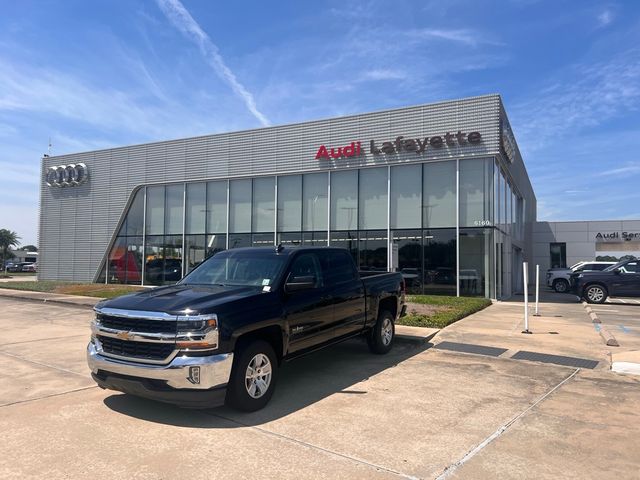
[88,246,406,411]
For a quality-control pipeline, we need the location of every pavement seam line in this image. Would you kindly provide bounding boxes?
[435,368,581,480]
[0,385,98,408]
[203,411,420,480]
[0,350,91,379]
[0,334,87,348]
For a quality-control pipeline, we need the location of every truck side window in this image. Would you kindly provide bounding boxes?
[324,251,358,284]
[288,253,323,287]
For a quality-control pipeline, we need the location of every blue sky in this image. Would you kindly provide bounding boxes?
[1,0,639,245]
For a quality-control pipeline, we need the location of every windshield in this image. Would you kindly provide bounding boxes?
[181,250,287,287]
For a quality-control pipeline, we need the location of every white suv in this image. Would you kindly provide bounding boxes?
[547,261,615,293]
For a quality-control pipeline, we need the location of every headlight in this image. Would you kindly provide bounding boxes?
[176,313,218,350]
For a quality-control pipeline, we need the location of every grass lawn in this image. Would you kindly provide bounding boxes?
[0,281,145,299]
[398,295,492,329]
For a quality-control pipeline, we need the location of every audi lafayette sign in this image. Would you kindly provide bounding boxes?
[45,163,89,188]
[315,131,482,160]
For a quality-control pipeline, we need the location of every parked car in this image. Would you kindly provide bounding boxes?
[6,262,32,273]
[88,246,406,411]
[21,263,37,272]
[570,257,640,303]
[547,261,615,293]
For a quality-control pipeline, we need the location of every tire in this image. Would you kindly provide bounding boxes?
[553,279,569,293]
[226,340,278,412]
[368,310,395,355]
[584,284,608,304]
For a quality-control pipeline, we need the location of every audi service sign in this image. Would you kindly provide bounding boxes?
[45,163,89,188]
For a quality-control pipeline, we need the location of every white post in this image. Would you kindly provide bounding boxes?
[534,264,540,316]
[522,262,531,334]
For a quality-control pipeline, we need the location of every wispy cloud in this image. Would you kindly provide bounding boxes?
[597,9,614,27]
[155,0,269,126]
[600,162,640,176]
[512,48,640,153]
[408,28,503,47]
[361,69,408,81]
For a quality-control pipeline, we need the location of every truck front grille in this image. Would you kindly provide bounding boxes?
[98,315,177,334]
[97,336,175,361]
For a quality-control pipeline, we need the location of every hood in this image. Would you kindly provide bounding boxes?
[99,284,264,314]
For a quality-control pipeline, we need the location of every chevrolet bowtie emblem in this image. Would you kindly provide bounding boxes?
[116,330,133,341]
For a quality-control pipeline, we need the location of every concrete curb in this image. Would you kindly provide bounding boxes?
[0,288,99,308]
[395,325,440,344]
[581,301,619,347]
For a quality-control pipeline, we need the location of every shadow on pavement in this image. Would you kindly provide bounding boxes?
[506,289,580,304]
[103,338,432,427]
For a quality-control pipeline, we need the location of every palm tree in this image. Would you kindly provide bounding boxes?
[0,229,21,270]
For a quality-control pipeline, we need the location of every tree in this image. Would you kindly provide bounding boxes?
[20,245,38,252]
[0,229,21,268]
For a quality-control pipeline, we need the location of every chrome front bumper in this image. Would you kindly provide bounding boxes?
[87,342,233,392]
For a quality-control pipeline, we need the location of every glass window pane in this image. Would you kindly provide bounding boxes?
[107,237,127,283]
[186,183,206,234]
[330,170,358,230]
[252,177,275,232]
[277,175,302,232]
[125,188,144,236]
[302,231,327,246]
[392,230,422,294]
[459,158,493,227]
[185,234,206,275]
[423,162,455,228]
[144,235,183,286]
[229,233,251,249]
[165,184,184,235]
[359,168,387,230]
[459,228,492,297]
[252,233,274,247]
[206,234,226,258]
[277,232,302,246]
[230,179,252,233]
[423,229,456,295]
[145,186,164,235]
[391,165,422,229]
[359,230,387,270]
[329,231,358,263]
[207,181,227,233]
[303,173,328,231]
[124,236,143,285]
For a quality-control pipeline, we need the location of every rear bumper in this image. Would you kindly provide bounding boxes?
[87,342,233,408]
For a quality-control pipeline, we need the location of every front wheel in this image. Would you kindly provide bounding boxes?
[368,310,395,355]
[553,279,569,293]
[584,284,607,304]
[226,340,278,412]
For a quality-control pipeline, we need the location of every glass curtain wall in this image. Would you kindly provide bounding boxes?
[101,157,512,299]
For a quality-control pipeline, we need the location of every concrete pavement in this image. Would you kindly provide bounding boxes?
[1,295,640,479]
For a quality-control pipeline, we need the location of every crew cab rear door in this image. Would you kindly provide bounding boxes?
[283,252,334,353]
[319,249,366,339]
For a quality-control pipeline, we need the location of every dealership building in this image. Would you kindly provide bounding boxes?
[39,94,538,299]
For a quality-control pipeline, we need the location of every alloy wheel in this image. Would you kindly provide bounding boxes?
[245,353,272,399]
[587,286,605,303]
[381,317,393,346]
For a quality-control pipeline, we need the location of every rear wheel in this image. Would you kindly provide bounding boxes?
[368,310,395,355]
[553,279,569,293]
[584,284,607,304]
[226,340,278,412]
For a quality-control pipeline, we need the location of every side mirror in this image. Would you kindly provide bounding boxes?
[285,275,316,292]
[613,268,622,274]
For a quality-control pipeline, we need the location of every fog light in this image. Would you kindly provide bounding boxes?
[188,366,201,385]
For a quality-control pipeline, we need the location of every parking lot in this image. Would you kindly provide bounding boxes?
[1,296,639,479]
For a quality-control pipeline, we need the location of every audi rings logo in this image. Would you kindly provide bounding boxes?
[45,163,89,188]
